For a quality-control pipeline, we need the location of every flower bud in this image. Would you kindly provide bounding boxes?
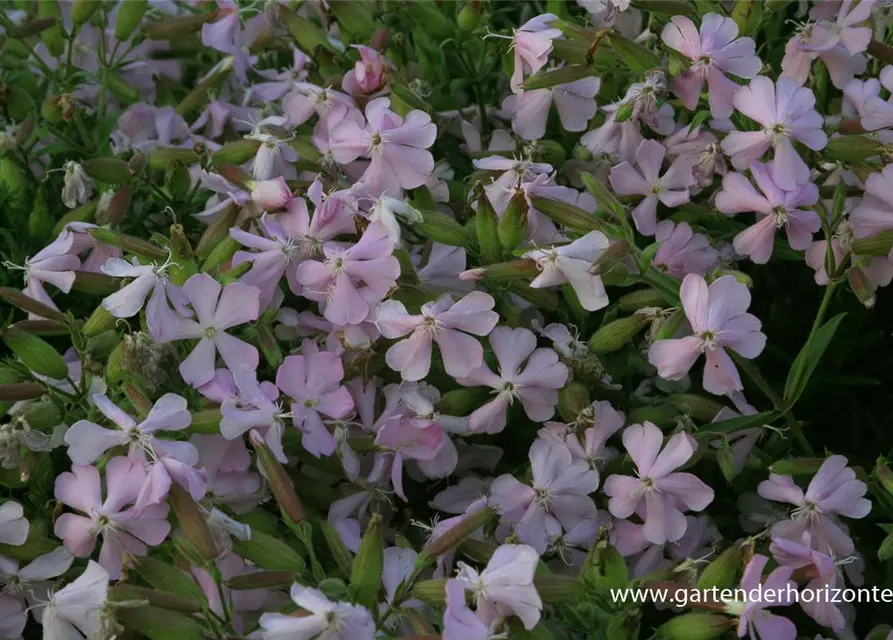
[422,507,496,558]
[498,190,529,251]
[849,267,876,308]
[115,0,147,40]
[0,287,67,322]
[41,95,63,123]
[106,340,126,385]
[880,532,893,562]
[0,383,44,402]
[231,529,306,573]
[110,584,201,614]
[665,394,724,423]
[476,195,504,265]
[72,0,100,26]
[82,157,130,184]
[2,328,68,379]
[83,305,117,338]
[8,16,57,38]
[321,521,354,575]
[28,189,54,242]
[614,101,634,123]
[696,545,743,589]
[195,207,238,258]
[146,10,220,39]
[656,613,733,640]
[170,224,194,260]
[557,381,591,422]
[250,431,305,524]
[652,309,685,341]
[415,209,471,247]
[37,1,65,56]
[88,227,168,260]
[96,185,132,226]
[72,271,120,296]
[2,84,33,120]
[217,163,251,189]
[148,147,199,171]
[371,26,389,50]
[619,288,666,311]
[456,1,483,31]
[226,571,294,591]
[412,578,447,605]
[462,259,540,282]
[529,196,604,233]
[876,462,893,497]
[11,319,69,336]
[768,457,826,475]
[201,236,240,273]
[211,139,262,166]
[824,135,885,162]
[350,513,384,610]
[128,153,147,176]
[627,404,678,427]
[21,400,62,430]
[533,139,567,166]
[588,314,650,354]
[534,575,582,602]
[169,484,217,562]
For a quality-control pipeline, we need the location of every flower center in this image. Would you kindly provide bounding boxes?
[770,123,790,141]
[421,315,442,337]
[697,330,718,351]
[771,206,789,229]
[204,326,218,338]
[792,500,822,522]
[303,398,319,409]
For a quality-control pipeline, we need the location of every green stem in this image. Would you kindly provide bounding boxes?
[804,280,838,351]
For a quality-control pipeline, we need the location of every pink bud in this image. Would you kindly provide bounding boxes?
[251,177,292,211]
[459,268,485,281]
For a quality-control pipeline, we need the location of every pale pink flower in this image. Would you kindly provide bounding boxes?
[457,327,568,434]
[54,457,170,579]
[0,501,27,549]
[800,0,874,56]
[661,13,761,117]
[191,100,256,140]
[8,231,79,316]
[220,364,288,463]
[489,439,597,553]
[252,47,310,101]
[64,393,204,513]
[100,256,184,340]
[860,66,893,131]
[376,291,499,381]
[648,274,766,395]
[850,165,893,244]
[653,220,719,278]
[283,83,357,128]
[563,400,626,477]
[721,76,827,190]
[472,156,552,215]
[664,124,726,187]
[609,139,697,236]
[715,161,820,264]
[330,97,437,196]
[523,231,611,311]
[603,422,714,544]
[443,578,499,640]
[758,455,871,558]
[37,560,109,640]
[726,554,797,640]
[248,130,298,181]
[770,532,845,631]
[342,45,392,96]
[502,77,600,140]
[509,14,563,92]
[375,415,446,500]
[297,222,399,326]
[230,213,308,306]
[0,546,73,635]
[259,584,375,640]
[275,350,354,458]
[166,273,260,388]
[455,543,542,630]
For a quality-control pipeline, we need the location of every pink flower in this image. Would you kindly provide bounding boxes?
[252,47,310,101]
[726,554,797,640]
[220,364,287,463]
[648,274,766,395]
[282,83,356,128]
[524,231,611,311]
[64,393,204,512]
[248,130,299,181]
[653,221,719,278]
[509,14,563,92]
[443,578,498,640]
[166,273,261,388]
[455,543,543,630]
[609,139,696,236]
[275,350,354,458]
[0,501,28,546]
[0,546,74,636]
[800,0,874,56]
[782,27,867,90]
[297,222,400,326]
[100,256,183,340]
[603,422,714,544]
[37,560,109,640]
[502,78,600,140]
[457,327,568,434]
[376,291,499,381]
[661,13,761,117]
[850,165,893,243]
[191,100,257,140]
[472,155,552,215]
[770,532,845,631]
[562,400,626,478]
[10,231,79,316]
[721,76,827,190]
[54,457,170,579]
[489,439,597,553]
[375,415,446,500]
[330,97,437,196]
[758,455,871,558]
[259,585,375,640]
[715,161,820,264]
[342,45,392,96]
[230,213,307,306]
[860,66,893,131]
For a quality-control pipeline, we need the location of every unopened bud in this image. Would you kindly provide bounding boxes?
[226,571,294,591]
[697,545,743,589]
[529,196,604,233]
[148,147,199,171]
[217,163,251,189]
[652,309,685,341]
[590,239,630,275]
[212,139,262,166]
[849,267,876,308]
[115,0,148,40]
[170,224,194,260]
[72,271,120,296]
[498,190,529,251]
[250,431,305,524]
[128,153,147,176]
[2,328,68,379]
[877,461,893,497]
[588,314,651,354]
[83,305,117,338]
[0,383,44,402]
[169,484,217,561]
[41,95,63,123]
[423,507,496,558]
[202,236,240,273]
[457,1,483,30]
[534,575,582,602]
[557,381,591,422]
[825,135,884,161]
[665,394,725,423]
[72,0,100,26]
[619,288,666,312]
[0,287,67,322]
[37,1,65,56]
[371,26,389,50]
[96,185,131,226]
[146,10,220,39]
[412,578,447,605]
[89,227,168,260]
[656,613,733,640]
[196,207,237,258]
[82,157,130,184]
[768,457,826,476]
[350,514,384,610]
[415,209,471,247]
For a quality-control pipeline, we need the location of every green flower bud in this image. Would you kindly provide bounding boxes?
[37,1,65,56]
[232,530,306,573]
[476,191,503,264]
[413,578,447,605]
[498,190,530,251]
[165,161,191,200]
[148,147,199,171]
[72,271,120,296]
[2,327,68,379]
[697,544,743,589]
[457,1,483,31]
[226,571,294,591]
[665,394,724,423]
[588,314,651,354]
[188,409,223,435]
[534,575,582,603]
[769,457,826,475]
[351,513,384,610]
[656,613,733,640]
[82,157,130,184]
[212,139,262,166]
[83,305,117,338]
[422,507,496,558]
[0,383,45,402]
[414,209,471,247]
[71,0,100,26]
[201,236,240,273]
[529,196,604,233]
[21,401,61,430]
[115,0,147,40]
[146,10,221,40]
[824,135,885,162]
[250,431,305,524]
[557,381,591,422]
[88,227,167,260]
[3,84,34,120]
[168,484,218,562]
[0,287,66,322]
[619,288,666,311]
[28,188,54,242]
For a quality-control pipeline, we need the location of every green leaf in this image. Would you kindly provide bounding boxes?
[233,530,306,573]
[132,556,207,603]
[608,34,661,74]
[783,313,847,408]
[116,605,207,640]
[523,64,600,90]
[695,411,778,436]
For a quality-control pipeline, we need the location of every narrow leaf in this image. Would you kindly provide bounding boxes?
[783,313,847,407]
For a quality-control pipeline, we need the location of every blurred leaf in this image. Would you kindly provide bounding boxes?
[784,313,847,408]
